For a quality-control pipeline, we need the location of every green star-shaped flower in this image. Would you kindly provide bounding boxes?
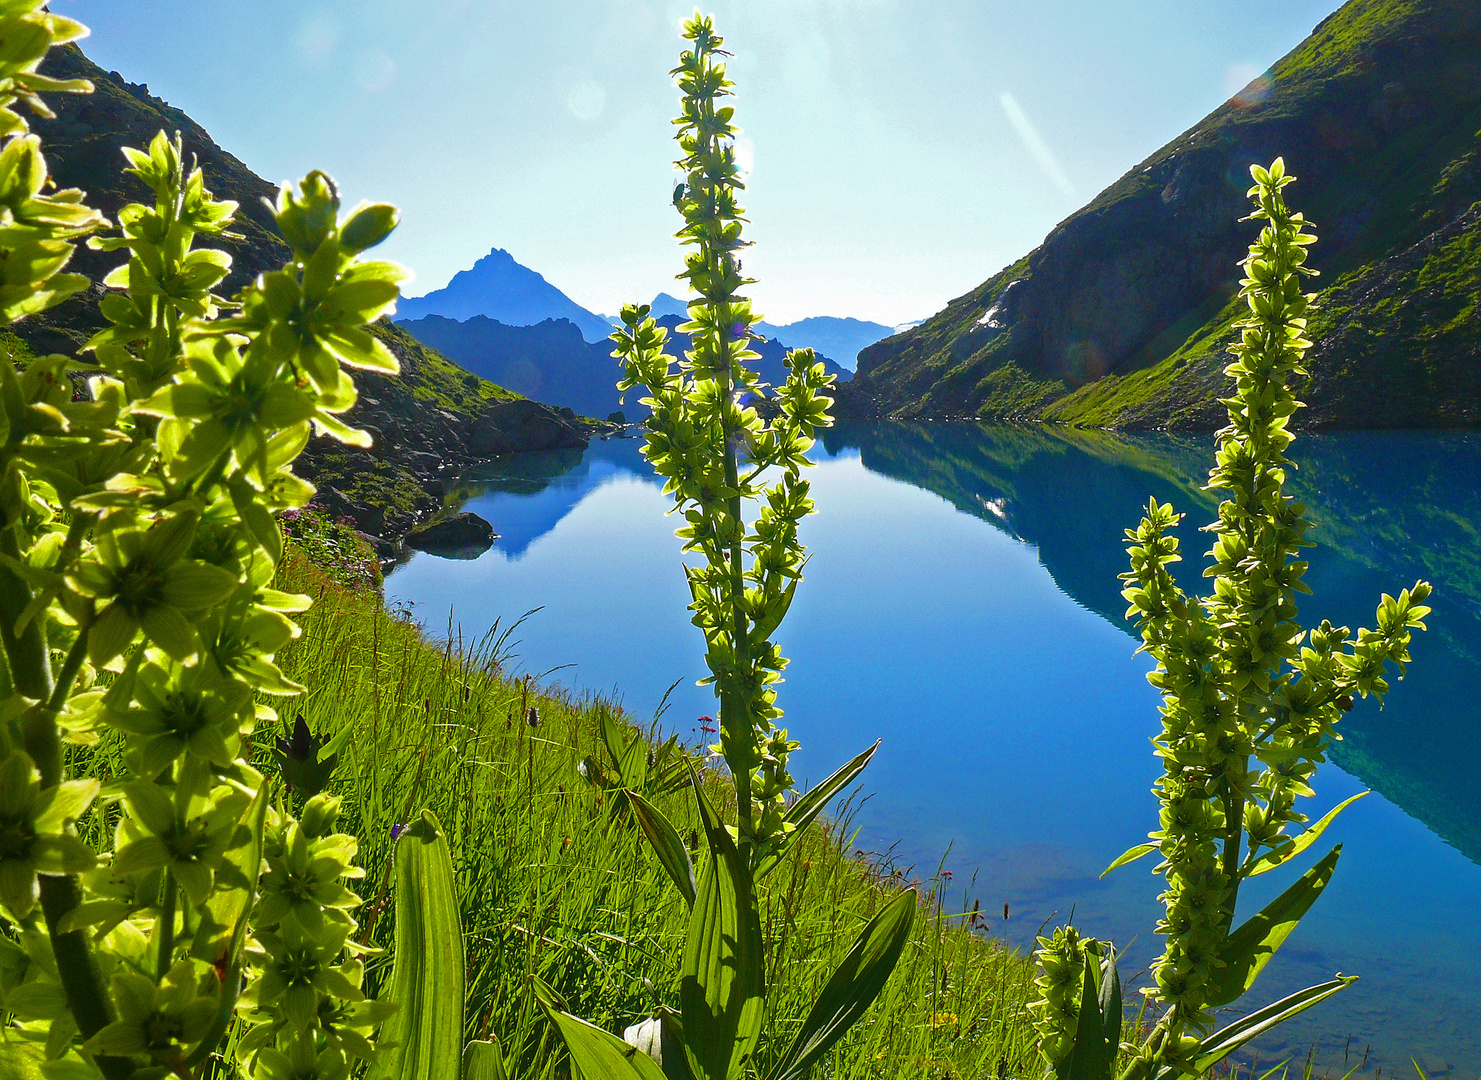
[0,750,97,918]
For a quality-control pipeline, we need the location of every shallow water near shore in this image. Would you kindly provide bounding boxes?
[385,421,1481,1075]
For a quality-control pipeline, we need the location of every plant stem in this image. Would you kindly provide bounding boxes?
[156,872,177,981]
[1219,758,1248,928]
[1,518,126,1076]
[46,620,92,713]
[39,876,131,1080]
[0,522,54,737]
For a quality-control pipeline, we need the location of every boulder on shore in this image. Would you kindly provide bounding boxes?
[406,512,497,559]
[469,399,589,456]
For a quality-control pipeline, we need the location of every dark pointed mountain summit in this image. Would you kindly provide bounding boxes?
[397,247,613,343]
[841,0,1481,428]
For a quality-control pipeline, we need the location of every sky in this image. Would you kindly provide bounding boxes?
[58,0,1347,326]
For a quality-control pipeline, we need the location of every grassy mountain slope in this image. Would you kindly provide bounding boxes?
[839,0,1481,428]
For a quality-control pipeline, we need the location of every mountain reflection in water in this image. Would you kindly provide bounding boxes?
[820,421,1481,868]
[386,422,1481,1074]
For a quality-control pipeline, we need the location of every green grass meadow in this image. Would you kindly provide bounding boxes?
[266,550,1043,1078]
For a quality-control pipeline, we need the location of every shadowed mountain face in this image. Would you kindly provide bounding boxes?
[820,420,1481,865]
[637,294,892,371]
[397,315,620,419]
[396,248,613,343]
[841,0,1481,428]
[397,312,852,421]
[13,45,588,547]
[753,316,896,373]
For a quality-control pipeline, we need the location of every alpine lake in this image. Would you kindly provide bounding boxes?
[385,421,1481,1076]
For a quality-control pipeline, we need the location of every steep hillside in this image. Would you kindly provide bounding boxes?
[840,0,1481,428]
[396,247,613,342]
[14,45,594,550]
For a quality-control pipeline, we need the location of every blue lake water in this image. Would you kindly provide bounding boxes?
[385,422,1481,1075]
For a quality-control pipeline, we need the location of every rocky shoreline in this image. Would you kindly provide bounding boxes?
[298,388,620,563]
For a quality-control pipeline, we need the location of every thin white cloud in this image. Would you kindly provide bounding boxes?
[999,92,1076,200]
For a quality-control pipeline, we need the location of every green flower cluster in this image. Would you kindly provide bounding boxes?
[1105,160,1433,1076]
[234,795,392,1080]
[611,13,835,855]
[0,9,402,1076]
[1029,925,1089,1066]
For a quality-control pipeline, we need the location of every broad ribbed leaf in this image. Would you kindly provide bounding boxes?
[365,810,464,1080]
[755,741,878,880]
[766,888,915,1080]
[1189,976,1356,1075]
[463,1038,508,1080]
[1096,943,1122,1049]
[1203,845,1341,1008]
[1100,843,1157,879]
[545,1008,668,1080]
[683,782,764,1080]
[1057,956,1113,1080]
[0,1041,43,1079]
[600,711,631,776]
[1245,793,1367,877]
[629,790,697,908]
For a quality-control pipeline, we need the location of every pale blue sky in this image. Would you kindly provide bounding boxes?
[58,1,1344,325]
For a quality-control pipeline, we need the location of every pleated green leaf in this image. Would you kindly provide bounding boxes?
[1244,793,1367,877]
[1203,845,1341,1009]
[1057,958,1114,1080]
[544,1006,668,1080]
[682,782,764,1080]
[766,888,916,1080]
[365,809,464,1080]
[463,1038,508,1080]
[1188,976,1357,1076]
[755,741,878,880]
[1099,842,1157,879]
[0,1042,43,1080]
[1095,943,1122,1050]
[628,790,697,908]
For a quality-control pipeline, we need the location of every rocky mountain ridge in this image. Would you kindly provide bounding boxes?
[840,0,1481,428]
[397,311,852,421]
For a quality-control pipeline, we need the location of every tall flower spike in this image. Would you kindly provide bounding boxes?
[611,12,836,856]
[1103,160,1432,1076]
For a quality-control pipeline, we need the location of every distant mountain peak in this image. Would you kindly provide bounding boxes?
[396,247,612,343]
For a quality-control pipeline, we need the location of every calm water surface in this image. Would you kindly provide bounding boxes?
[386,422,1481,1075]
